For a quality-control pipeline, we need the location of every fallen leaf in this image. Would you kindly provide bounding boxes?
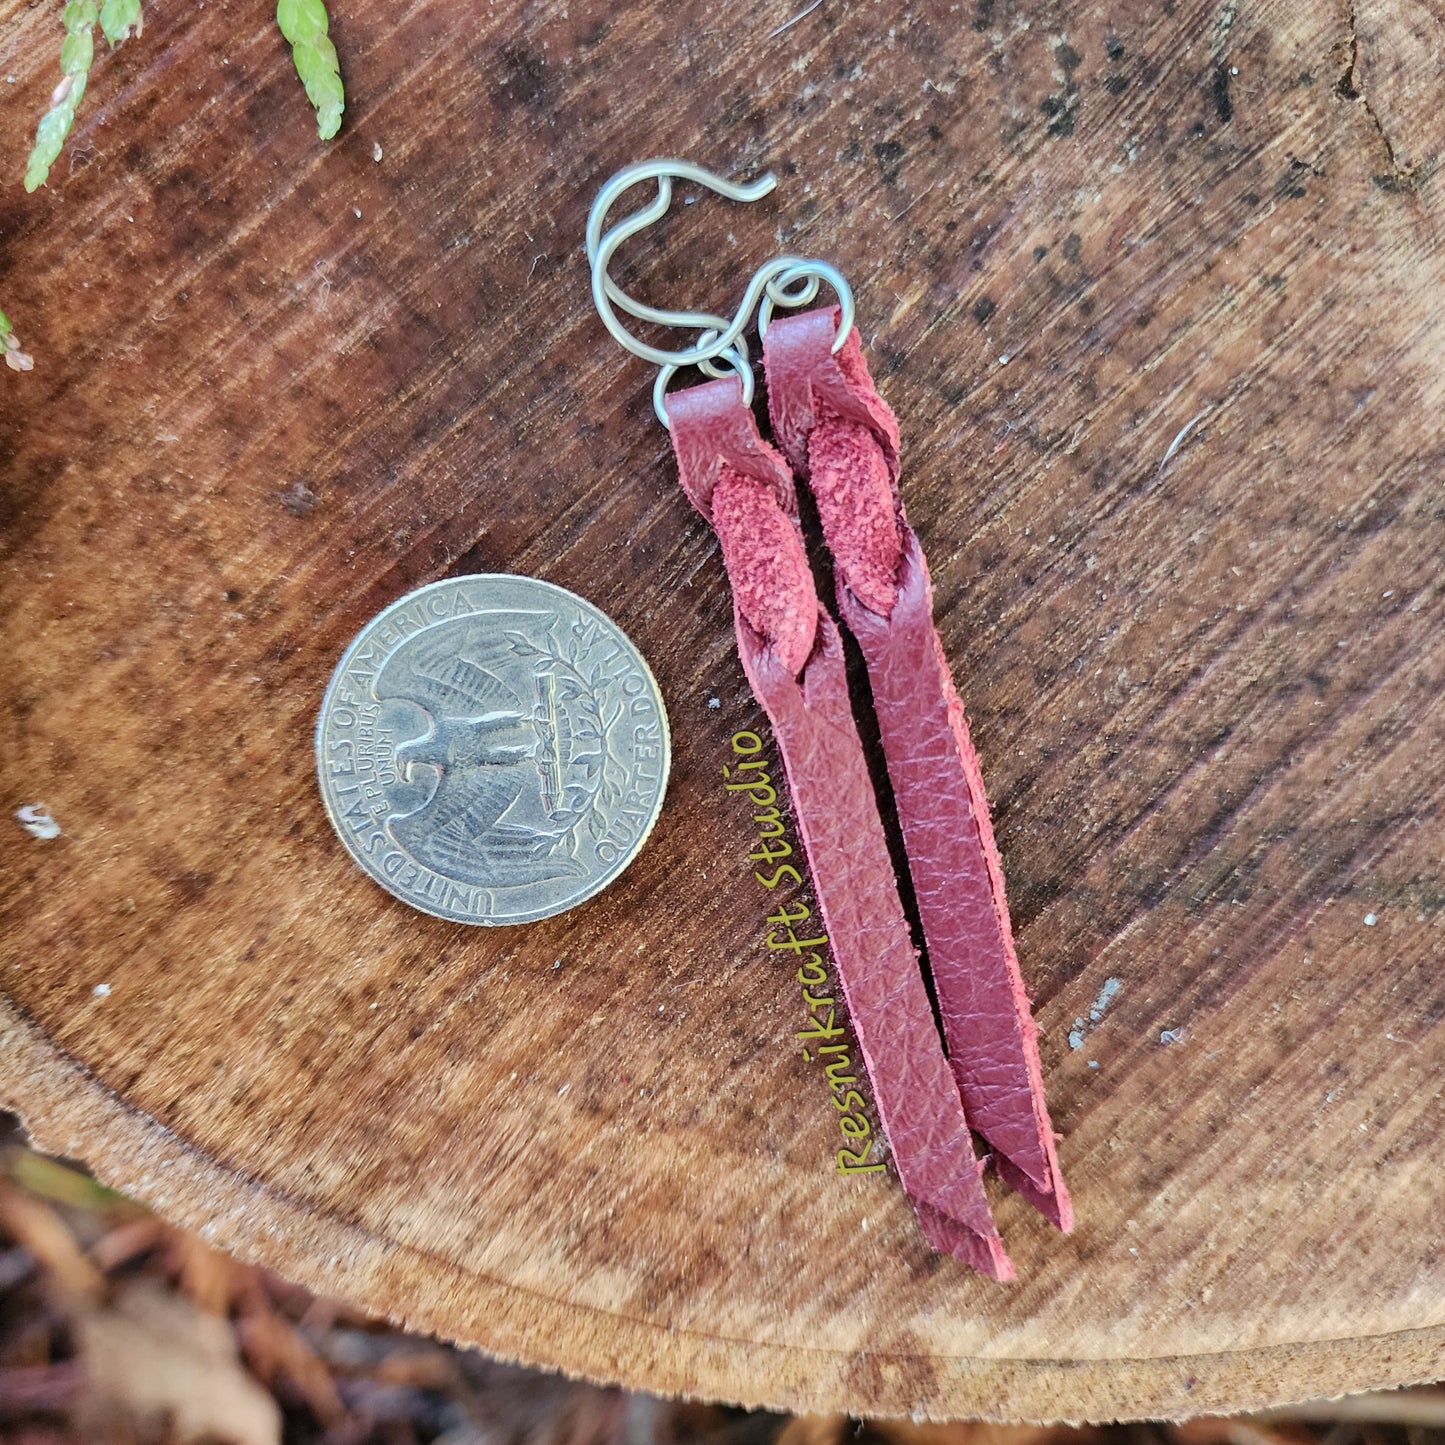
[236,1303,347,1427]
[0,1181,105,1301]
[75,1280,281,1445]
[775,1415,849,1445]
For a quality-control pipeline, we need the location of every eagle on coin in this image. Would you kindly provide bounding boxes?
[375,619,597,886]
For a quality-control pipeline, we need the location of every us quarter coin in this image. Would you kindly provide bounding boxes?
[315,575,670,925]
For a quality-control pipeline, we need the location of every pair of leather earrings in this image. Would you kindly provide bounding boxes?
[588,161,1070,1276]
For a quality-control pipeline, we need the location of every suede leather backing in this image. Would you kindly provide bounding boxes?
[667,379,817,677]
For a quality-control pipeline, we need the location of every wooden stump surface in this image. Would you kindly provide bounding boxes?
[2,0,1443,1422]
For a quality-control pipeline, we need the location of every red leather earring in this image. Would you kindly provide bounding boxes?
[588,159,1069,1273]
[761,307,1071,1234]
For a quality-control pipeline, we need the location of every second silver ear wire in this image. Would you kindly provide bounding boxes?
[587,159,855,428]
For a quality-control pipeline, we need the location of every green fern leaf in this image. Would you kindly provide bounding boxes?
[58,27,94,73]
[99,0,141,44]
[61,0,99,29]
[0,309,35,371]
[277,0,344,140]
[24,0,101,192]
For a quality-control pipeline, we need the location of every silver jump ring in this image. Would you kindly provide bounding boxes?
[694,326,750,379]
[653,344,754,431]
[756,259,854,353]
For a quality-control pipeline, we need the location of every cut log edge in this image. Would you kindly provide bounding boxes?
[3,998,1442,1423]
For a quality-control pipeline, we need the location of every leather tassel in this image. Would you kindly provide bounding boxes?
[762,308,1072,1232]
[665,375,1012,1276]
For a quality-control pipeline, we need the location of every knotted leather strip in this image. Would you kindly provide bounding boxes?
[666,376,1010,1276]
[763,308,1072,1232]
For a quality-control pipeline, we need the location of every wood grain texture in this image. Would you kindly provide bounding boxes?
[1,0,1442,1421]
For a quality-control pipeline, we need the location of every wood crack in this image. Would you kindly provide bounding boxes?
[1337,0,1428,193]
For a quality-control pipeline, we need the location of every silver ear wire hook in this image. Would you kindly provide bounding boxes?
[587,160,778,370]
[587,159,857,423]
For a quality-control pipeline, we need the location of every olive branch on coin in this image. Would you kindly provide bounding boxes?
[1,0,345,371]
[504,625,631,855]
